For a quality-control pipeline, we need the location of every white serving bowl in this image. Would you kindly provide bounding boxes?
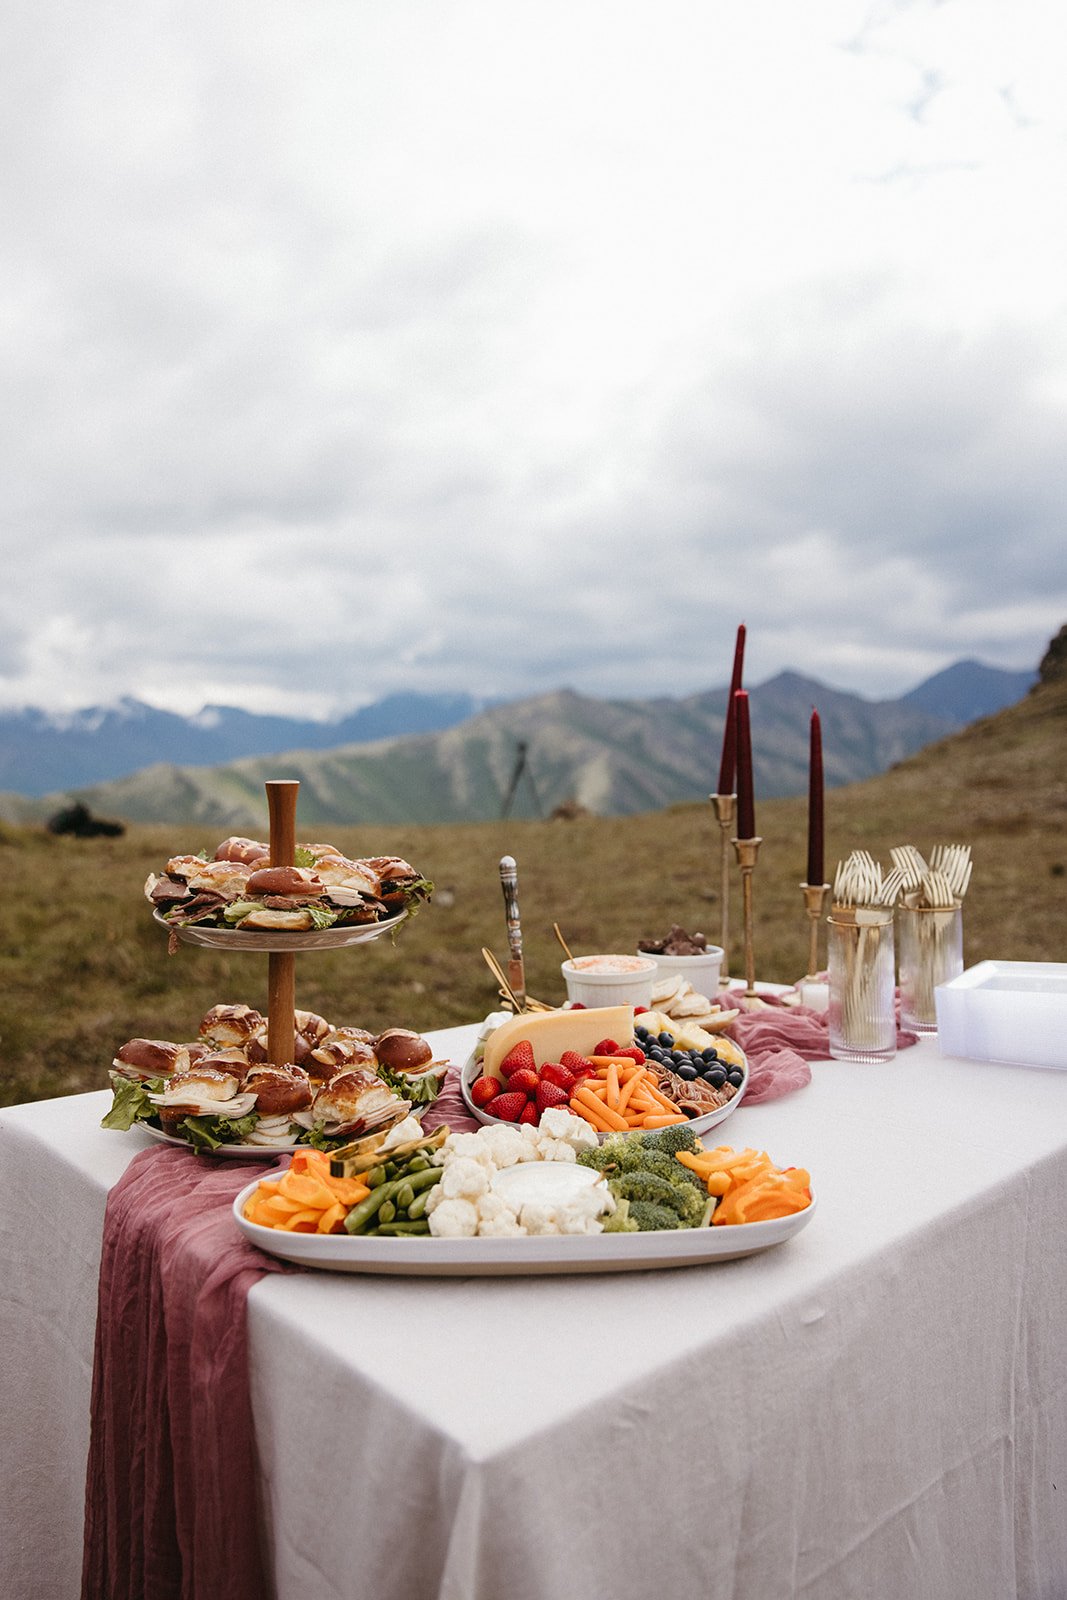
[560,955,657,1008]
[641,946,724,992]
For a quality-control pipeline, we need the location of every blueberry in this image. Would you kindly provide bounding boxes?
[701,1048,719,1063]
[635,1025,649,1040]
[708,1068,727,1088]
[658,1032,675,1049]
[728,1069,744,1087]
[678,1065,697,1081]
[670,1050,686,1065]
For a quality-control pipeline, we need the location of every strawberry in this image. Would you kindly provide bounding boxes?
[568,1002,586,1009]
[485,1090,527,1122]
[560,1050,592,1077]
[506,1067,540,1098]
[593,1037,620,1056]
[535,1080,570,1114]
[519,1101,539,1125]
[540,1061,576,1094]
[499,1040,536,1078]
[613,1045,646,1064]
[633,1005,649,1015]
[470,1074,501,1108]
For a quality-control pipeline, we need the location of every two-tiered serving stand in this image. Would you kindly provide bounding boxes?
[154,780,405,1068]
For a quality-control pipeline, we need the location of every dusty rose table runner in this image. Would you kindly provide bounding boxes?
[81,1145,291,1600]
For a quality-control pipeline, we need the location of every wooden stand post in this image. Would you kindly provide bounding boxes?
[266,781,299,1066]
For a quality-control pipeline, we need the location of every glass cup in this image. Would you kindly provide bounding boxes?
[897,903,964,1033]
[827,908,896,1063]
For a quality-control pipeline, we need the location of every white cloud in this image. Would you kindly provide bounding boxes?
[2,0,1064,713]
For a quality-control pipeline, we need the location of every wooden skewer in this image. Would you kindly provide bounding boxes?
[553,922,575,962]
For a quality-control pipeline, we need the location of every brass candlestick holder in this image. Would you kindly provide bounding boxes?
[799,882,830,981]
[732,835,762,999]
[710,793,736,986]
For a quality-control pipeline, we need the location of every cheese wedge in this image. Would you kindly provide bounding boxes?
[480,1005,635,1083]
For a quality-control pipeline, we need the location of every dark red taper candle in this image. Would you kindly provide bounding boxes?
[735,689,755,838]
[716,623,746,793]
[806,707,824,885]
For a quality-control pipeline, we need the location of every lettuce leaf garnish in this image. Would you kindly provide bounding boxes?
[223,900,259,925]
[101,1074,165,1131]
[375,1063,445,1105]
[177,1111,260,1153]
[306,904,338,930]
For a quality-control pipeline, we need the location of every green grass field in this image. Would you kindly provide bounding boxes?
[2,673,1064,1107]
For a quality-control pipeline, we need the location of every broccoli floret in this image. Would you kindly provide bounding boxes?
[639,1124,701,1157]
[639,1149,705,1192]
[610,1168,706,1226]
[627,1199,683,1231]
[576,1143,620,1174]
[601,1197,640,1233]
[667,1183,708,1226]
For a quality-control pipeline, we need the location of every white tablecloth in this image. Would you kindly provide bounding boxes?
[3,1024,1067,1600]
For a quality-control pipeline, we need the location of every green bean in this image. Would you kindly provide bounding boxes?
[404,1166,443,1193]
[372,1219,431,1236]
[406,1189,430,1220]
[407,1155,430,1172]
[394,1182,415,1212]
[378,1199,397,1224]
[344,1181,399,1233]
[367,1165,388,1188]
[343,1166,442,1234]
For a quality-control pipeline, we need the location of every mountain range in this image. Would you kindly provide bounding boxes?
[0,659,1036,829]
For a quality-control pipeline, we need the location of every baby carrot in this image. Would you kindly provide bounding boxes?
[616,1072,642,1114]
[606,1062,621,1108]
[569,1095,615,1132]
[573,1086,629,1131]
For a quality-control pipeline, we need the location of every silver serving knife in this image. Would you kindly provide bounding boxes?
[498,855,527,1011]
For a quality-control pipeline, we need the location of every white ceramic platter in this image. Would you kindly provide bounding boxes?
[232,1177,816,1275]
[152,907,407,952]
[459,1047,747,1142]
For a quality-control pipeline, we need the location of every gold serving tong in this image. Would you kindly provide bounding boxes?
[480,946,552,1013]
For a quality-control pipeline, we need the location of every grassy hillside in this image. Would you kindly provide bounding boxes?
[1,665,1064,1108]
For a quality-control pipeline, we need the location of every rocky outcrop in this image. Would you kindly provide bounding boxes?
[1037,624,1067,686]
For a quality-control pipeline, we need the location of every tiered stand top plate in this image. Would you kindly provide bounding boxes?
[152,907,406,952]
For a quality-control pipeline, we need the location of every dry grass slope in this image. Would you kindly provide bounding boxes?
[2,658,1064,1107]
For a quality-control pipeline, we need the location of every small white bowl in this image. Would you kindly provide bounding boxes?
[640,946,724,992]
[561,955,657,1008]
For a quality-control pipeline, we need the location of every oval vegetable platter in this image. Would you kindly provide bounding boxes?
[232,1178,817,1276]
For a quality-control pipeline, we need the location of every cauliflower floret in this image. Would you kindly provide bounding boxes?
[462,1191,526,1236]
[427,1197,480,1238]
[537,1109,599,1152]
[478,1125,529,1168]
[517,1183,613,1236]
[477,1212,528,1237]
[515,1124,544,1161]
[380,1115,424,1150]
[441,1158,490,1201]
[435,1130,497,1169]
[531,1137,578,1165]
[475,1191,511,1223]
[517,1202,558,1236]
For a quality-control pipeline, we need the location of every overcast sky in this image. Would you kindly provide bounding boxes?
[3,0,1065,717]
